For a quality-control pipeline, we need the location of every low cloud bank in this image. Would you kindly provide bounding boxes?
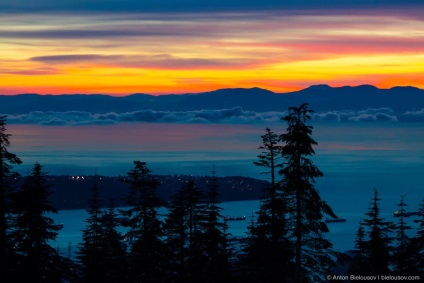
[5,107,284,125]
[313,108,398,122]
[3,107,422,125]
[401,108,424,122]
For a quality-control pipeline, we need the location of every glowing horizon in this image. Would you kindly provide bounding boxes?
[1,3,423,96]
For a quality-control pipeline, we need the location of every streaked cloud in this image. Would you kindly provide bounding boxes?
[30,54,258,70]
[0,1,423,95]
[0,67,62,76]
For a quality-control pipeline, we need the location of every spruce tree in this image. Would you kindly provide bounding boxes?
[253,128,286,245]
[120,161,168,282]
[393,195,414,275]
[165,182,188,282]
[77,176,106,283]
[0,115,22,280]
[279,103,337,283]
[415,198,424,274]
[351,219,373,275]
[165,179,207,282]
[361,189,394,274]
[202,167,231,281]
[99,198,128,282]
[244,127,293,282]
[355,219,366,258]
[10,162,62,282]
[241,212,264,282]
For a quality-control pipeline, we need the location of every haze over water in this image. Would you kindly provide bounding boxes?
[9,121,424,208]
[7,121,422,253]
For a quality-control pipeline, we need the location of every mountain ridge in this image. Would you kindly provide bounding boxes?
[3,84,422,97]
[1,84,423,115]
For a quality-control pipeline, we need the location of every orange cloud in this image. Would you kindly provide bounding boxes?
[0,11,423,95]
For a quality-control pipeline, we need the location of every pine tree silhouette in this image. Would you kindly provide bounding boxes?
[165,179,207,282]
[77,175,107,282]
[361,189,394,274]
[10,163,63,282]
[202,167,231,281]
[279,103,337,283]
[120,161,169,282]
[393,195,415,275]
[99,197,128,282]
[0,115,22,280]
[243,127,293,282]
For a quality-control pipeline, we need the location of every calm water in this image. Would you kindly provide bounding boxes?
[6,121,424,256]
[8,122,424,180]
[50,198,421,258]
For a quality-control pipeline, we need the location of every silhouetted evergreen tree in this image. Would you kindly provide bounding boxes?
[0,115,22,280]
[415,198,424,274]
[351,219,374,275]
[165,182,188,282]
[253,128,286,245]
[77,176,107,283]
[120,161,168,282]
[279,103,337,283]
[355,220,366,257]
[202,167,231,281]
[361,189,394,274]
[165,179,207,283]
[10,162,63,282]
[240,212,264,282]
[243,127,293,282]
[99,197,128,282]
[393,195,415,275]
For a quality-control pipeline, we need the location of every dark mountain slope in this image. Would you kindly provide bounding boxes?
[1,85,423,115]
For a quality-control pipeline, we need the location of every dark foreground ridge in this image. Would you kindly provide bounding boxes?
[42,174,267,210]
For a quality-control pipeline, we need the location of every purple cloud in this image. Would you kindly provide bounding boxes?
[30,54,258,70]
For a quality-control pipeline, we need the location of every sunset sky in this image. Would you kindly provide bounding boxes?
[1,0,423,95]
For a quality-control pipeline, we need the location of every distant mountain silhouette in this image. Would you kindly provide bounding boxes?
[1,85,423,115]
